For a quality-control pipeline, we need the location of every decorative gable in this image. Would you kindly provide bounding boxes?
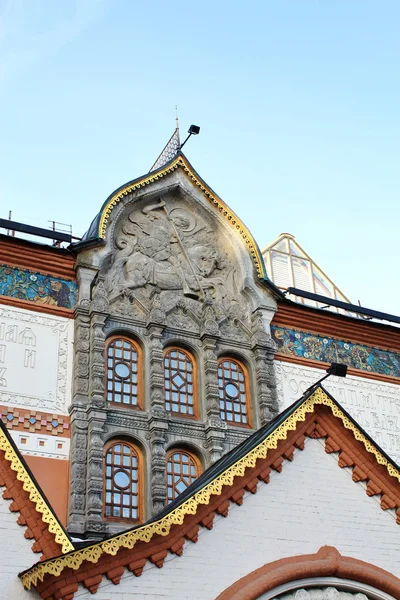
[21,386,400,599]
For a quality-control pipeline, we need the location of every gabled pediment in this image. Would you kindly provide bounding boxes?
[21,386,400,597]
[83,153,274,287]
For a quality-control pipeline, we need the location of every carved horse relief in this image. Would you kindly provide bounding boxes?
[105,197,239,308]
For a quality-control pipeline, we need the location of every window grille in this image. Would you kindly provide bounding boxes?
[104,441,140,521]
[218,358,250,426]
[164,348,196,417]
[166,450,199,504]
[106,338,141,406]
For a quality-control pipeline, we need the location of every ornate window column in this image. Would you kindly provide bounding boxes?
[201,301,226,463]
[251,309,279,426]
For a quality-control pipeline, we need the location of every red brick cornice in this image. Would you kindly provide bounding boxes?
[0,235,75,281]
[216,545,400,600]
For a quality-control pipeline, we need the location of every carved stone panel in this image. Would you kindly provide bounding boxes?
[0,304,73,413]
[101,191,253,326]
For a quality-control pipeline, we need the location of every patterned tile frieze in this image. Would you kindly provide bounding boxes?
[0,264,77,309]
[271,325,400,378]
[0,406,70,437]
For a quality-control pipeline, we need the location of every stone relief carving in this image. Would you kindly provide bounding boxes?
[90,280,109,313]
[101,195,246,324]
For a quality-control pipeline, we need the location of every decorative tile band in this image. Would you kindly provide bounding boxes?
[0,265,77,310]
[271,325,400,379]
[0,406,70,437]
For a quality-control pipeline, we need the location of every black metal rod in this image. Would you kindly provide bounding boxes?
[0,218,72,243]
[179,132,192,149]
[303,372,331,395]
[286,287,400,325]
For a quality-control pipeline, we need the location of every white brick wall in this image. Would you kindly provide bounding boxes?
[0,490,38,599]
[75,438,400,600]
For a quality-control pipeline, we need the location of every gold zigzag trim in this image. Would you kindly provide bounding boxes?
[0,429,74,555]
[97,155,267,279]
[20,388,400,590]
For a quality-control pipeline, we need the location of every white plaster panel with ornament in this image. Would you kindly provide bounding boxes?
[0,304,73,414]
[275,360,400,463]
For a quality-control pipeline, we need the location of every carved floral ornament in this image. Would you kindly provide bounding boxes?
[20,387,400,590]
[96,154,268,280]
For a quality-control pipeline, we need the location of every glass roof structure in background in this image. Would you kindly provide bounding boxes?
[262,233,355,316]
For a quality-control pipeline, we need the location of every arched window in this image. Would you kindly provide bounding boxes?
[218,358,250,426]
[163,348,197,417]
[106,337,142,407]
[166,449,200,504]
[104,441,142,521]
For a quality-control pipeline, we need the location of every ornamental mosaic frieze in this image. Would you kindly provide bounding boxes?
[272,325,400,378]
[0,264,77,309]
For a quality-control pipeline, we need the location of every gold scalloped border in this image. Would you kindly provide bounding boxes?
[97,155,267,279]
[20,387,400,590]
[0,429,74,555]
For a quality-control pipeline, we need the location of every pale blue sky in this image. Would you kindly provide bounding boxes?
[1,1,399,315]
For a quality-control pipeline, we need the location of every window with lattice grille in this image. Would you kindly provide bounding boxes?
[166,450,200,504]
[163,348,196,417]
[106,338,141,406]
[218,358,250,426]
[104,441,141,521]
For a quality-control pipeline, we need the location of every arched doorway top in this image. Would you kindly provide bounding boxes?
[216,546,400,600]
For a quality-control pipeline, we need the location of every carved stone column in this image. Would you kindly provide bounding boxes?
[202,337,222,421]
[145,295,168,514]
[251,310,279,426]
[86,417,106,537]
[68,302,90,534]
[149,418,168,514]
[201,303,226,463]
[147,295,166,416]
[84,285,109,536]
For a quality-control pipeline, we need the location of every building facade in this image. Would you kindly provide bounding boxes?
[0,143,399,598]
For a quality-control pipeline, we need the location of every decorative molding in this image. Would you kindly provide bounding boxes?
[8,431,70,460]
[0,264,77,310]
[0,235,75,280]
[272,325,400,378]
[0,424,73,555]
[21,387,400,591]
[0,406,70,436]
[97,154,267,280]
[0,305,73,414]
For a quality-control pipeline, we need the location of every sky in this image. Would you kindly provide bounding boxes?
[0,0,399,315]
